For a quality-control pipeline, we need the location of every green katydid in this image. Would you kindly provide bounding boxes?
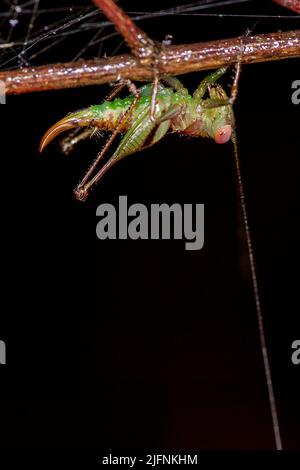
[40,66,237,201]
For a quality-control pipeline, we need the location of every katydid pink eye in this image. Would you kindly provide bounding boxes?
[214,125,232,144]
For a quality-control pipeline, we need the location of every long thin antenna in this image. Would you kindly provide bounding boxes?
[231,125,283,450]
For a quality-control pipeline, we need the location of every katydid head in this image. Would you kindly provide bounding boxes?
[200,85,234,144]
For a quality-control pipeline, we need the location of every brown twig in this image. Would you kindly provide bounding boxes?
[1,30,299,95]
[271,0,300,13]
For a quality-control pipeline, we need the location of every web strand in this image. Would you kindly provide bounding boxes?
[231,127,283,450]
[0,0,299,69]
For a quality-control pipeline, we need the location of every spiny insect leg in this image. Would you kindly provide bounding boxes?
[105,82,126,102]
[74,80,140,201]
[156,104,182,124]
[75,156,117,202]
[151,73,187,122]
[162,76,188,96]
[144,120,171,147]
[75,110,169,201]
[60,128,95,155]
[227,57,242,105]
[149,41,167,123]
[150,73,159,123]
[203,37,243,110]
[227,34,249,105]
[202,61,242,110]
[193,67,228,102]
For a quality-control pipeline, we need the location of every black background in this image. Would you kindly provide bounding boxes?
[0,0,299,453]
